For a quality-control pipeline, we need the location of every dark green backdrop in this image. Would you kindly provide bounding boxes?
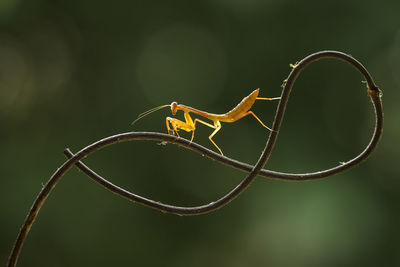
[1,0,399,266]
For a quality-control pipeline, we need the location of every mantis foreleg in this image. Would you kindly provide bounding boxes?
[166,111,195,137]
[166,114,224,154]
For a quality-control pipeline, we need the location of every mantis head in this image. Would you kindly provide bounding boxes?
[171,102,178,115]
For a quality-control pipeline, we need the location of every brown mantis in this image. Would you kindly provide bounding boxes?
[132,89,281,155]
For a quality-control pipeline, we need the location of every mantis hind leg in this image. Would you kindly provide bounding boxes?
[256,97,281,101]
[236,111,274,131]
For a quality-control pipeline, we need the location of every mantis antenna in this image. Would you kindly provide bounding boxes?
[131,104,170,125]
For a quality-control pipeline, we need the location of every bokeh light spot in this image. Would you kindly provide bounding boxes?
[136,24,227,105]
[0,0,20,20]
[0,39,34,117]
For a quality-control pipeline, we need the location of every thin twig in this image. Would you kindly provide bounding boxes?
[7,51,383,267]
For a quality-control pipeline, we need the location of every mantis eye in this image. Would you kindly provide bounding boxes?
[171,102,178,115]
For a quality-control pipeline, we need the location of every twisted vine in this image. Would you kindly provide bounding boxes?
[7,51,383,267]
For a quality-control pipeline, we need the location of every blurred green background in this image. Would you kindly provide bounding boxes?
[1,0,399,266]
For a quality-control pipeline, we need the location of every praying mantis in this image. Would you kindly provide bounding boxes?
[132,89,281,155]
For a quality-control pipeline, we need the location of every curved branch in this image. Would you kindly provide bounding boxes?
[67,51,383,181]
[7,51,383,267]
